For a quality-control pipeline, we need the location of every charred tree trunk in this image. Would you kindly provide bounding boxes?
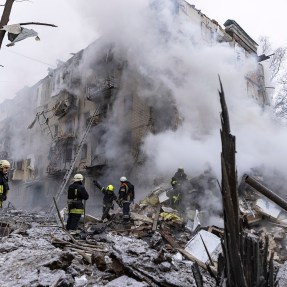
[219,77,247,287]
[217,77,275,287]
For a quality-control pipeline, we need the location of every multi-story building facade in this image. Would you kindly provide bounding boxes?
[0,1,270,212]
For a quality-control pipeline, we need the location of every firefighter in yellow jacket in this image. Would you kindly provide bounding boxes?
[0,160,10,208]
[66,174,89,230]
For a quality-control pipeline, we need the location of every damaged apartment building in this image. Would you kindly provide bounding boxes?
[0,0,271,212]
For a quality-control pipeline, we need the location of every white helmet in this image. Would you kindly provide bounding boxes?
[120,176,127,182]
[73,173,84,182]
[0,160,10,169]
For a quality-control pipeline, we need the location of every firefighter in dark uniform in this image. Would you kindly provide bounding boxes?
[66,173,89,230]
[0,160,10,208]
[118,176,134,222]
[168,168,188,208]
[93,180,118,221]
[172,167,187,184]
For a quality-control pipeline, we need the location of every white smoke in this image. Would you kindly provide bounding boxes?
[72,0,287,191]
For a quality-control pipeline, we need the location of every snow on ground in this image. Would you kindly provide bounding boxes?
[0,208,215,287]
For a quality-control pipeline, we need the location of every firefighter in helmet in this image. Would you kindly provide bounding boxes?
[168,167,188,208]
[0,160,10,208]
[118,176,135,222]
[66,173,89,230]
[172,167,187,184]
[94,180,118,221]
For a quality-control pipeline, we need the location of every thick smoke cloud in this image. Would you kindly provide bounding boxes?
[56,0,287,209]
[4,0,286,220]
[74,1,275,182]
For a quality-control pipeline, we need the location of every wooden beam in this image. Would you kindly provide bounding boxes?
[152,204,161,231]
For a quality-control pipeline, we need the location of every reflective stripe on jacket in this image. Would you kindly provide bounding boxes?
[69,208,84,215]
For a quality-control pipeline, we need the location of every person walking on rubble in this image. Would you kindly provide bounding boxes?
[169,167,188,209]
[118,176,135,222]
[172,167,187,185]
[93,180,118,222]
[66,173,89,231]
[0,160,10,208]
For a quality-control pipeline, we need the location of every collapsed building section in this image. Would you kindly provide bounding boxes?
[0,1,271,213]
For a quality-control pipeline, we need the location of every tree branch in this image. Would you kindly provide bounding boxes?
[19,22,58,27]
[0,0,15,49]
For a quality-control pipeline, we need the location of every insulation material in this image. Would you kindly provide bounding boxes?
[184,229,222,264]
[254,198,282,219]
[158,191,169,203]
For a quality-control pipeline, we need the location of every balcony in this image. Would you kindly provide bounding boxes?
[86,154,107,169]
[52,91,76,119]
[86,77,116,102]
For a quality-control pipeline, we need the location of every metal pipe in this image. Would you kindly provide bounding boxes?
[244,175,287,212]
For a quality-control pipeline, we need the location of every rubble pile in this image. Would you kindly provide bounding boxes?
[0,208,216,287]
[238,175,287,264]
[1,172,287,286]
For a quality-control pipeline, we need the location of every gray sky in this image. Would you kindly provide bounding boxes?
[0,0,98,102]
[189,0,287,47]
[0,0,284,103]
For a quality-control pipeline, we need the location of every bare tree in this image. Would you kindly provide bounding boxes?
[0,0,15,49]
[258,36,272,55]
[269,47,286,80]
[258,36,287,81]
[272,71,287,119]
[0,0,57,50]
[258,36,287,120]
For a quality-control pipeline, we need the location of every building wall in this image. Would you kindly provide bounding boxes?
[180,2,268,107]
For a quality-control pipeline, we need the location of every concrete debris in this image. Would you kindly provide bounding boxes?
[0,208,216,287]
[276,261,287,287]
[1,172,287,286]
[105,275,149,287]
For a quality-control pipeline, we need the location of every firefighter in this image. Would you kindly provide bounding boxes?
[168,177,182,208]
[172,167,187,184]
[0,160,10,208]
[93,180,118,221]
[168,168,188,209]
[66,173,89,231]
[118,176,134,222]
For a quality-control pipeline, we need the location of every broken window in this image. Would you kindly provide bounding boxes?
[65,119,74,135]
[54,100,70,118]
[63,146,73,164]
[81,144,87,160]
[53,92,75,119]
[16,161,23,171]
